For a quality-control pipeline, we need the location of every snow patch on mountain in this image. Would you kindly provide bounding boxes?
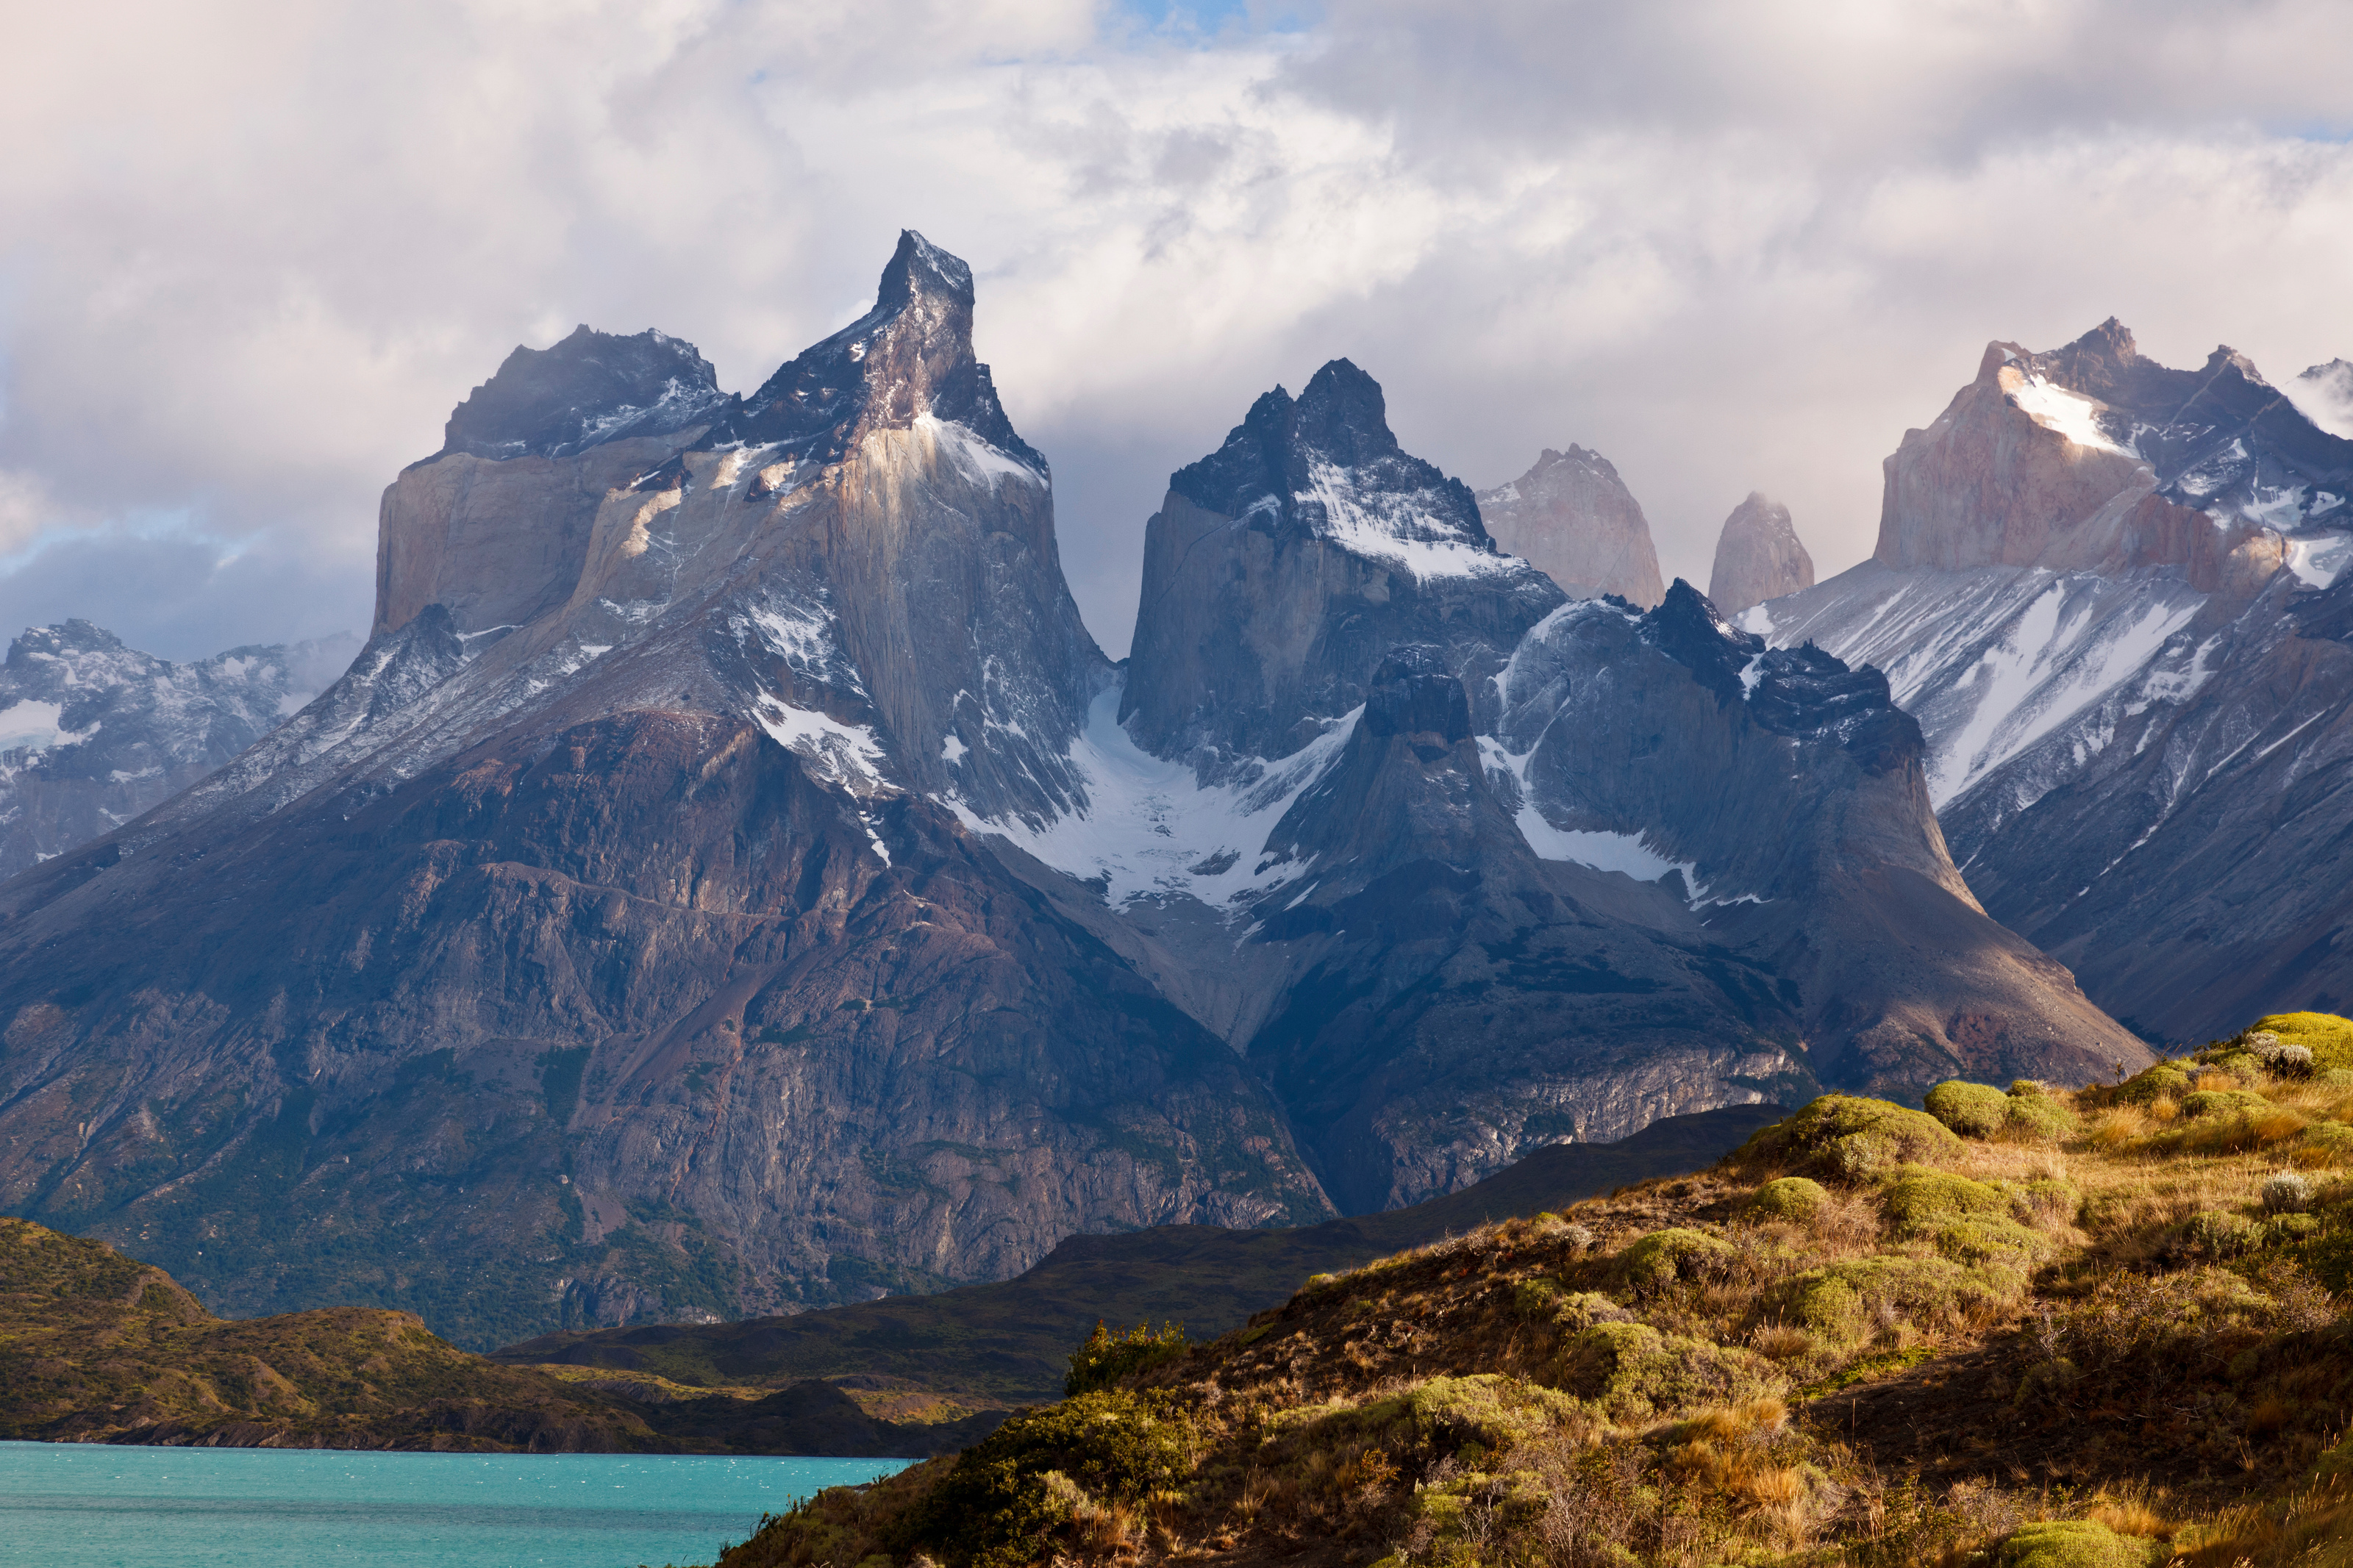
[0,700,88,751]
[1927,585,2201,804]
[949,684,1357,909]
[752,695,893,797]
[2287,533,2353,590]
[917,415,1045,490]
[1303,462,1512,582]
[2009,373,2130,456]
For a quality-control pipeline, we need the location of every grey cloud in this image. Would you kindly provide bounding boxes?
[3,1,2350,662]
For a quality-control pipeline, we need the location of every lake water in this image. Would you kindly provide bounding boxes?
[0,1441,909,1567]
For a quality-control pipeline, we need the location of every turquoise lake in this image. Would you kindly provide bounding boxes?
[0,1441,908,1567]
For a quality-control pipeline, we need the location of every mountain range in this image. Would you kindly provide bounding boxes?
[0,623,357,878]
[1748,320,2353,1042]
[0,235,2152,1347]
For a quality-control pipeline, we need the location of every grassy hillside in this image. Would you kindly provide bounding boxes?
[492,1106,1785,1410]
[0,1216,660,1450]
[716,1022,2353,1567]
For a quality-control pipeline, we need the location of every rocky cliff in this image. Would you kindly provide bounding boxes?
[0,622,357,878]
[1474,445,1665,607]
[1706,493,1813,615]
[1749,321,2353,1040]
[1121,360,1560,767]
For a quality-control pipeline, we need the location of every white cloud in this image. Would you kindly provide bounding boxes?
[1,0,2349,660]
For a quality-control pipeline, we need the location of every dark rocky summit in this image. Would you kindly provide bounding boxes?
[0,242,2146,1349]
[1121,359,1557,766]
[1752,321,2353,1041]
[0,620,357,877]
[438,325,729,462]
[1707,492,1813,615]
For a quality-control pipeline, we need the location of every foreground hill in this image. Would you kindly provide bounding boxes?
[0,1215,998,1456]
[496,1105,1785,1410]
[0,1216,655,1450]
[724,1012,2353,1567]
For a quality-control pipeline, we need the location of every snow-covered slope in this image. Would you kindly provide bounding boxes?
[1747,320,2353,1039]
[0,621,357,876]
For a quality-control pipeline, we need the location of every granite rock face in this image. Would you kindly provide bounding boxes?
[1121,360,1560,767]
[1749,321,2353,1040]
[1706,493,1813,616]
[1474,445,1665,607]
[0,622,357,878]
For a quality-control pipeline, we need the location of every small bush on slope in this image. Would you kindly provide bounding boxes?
[715,1047,2353,1568]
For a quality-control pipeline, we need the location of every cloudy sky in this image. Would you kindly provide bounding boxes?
[5,0,2352,662]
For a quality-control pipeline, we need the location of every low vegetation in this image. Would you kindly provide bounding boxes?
[0,1216,659,1450]
[713,1014,2353,1567]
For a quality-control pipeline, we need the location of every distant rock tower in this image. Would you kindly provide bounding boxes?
[1476,445,1665,607]
[1707,493,1814,615]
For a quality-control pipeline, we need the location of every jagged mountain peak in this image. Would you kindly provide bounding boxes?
[1168,357,1488,554]
[724,229,1039,471]
[1124,360,1556,763]
[10,618,130,659]
[436,325,726,464]
[1881,319,2353,579]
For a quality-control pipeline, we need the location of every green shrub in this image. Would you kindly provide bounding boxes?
[1748,1176,1831,1224]
[903,1390,1192,1568]
[2249,1012,2353,1070]
[1774,1253,2013,1346]
[1925,1081,2009,1138]
[2301,1122,2353,1161]
[2181,1089,2274,1119]
[1737,1095,1963,1181]
[1883,1167,2010,1225]
[1552,1321,1775,1422]
[2178,1210,2257,1259]
[2262,1213,2321,1246]
[1064,1321,1186,1397]
[1619,1228,1736,1292]
[2111,1062,2192,1105]
[1992,1518,2164,1567]
[1390,1373,1585,1451]
[2321,1068,2353,1091]
[2003,1089,2077,1142]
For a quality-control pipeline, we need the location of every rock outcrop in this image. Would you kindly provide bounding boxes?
[0,621,357,877]
[1706,493,1814,615]
[1751,321,2353,1040]
[1474,445,1665,607]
